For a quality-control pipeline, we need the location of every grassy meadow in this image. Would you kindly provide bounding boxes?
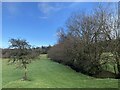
[2,54,118,88]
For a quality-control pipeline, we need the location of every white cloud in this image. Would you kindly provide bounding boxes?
[38,3,53,15]
[37,3,66,15]
[5,3,18,15]
[68,2,80,8]
[37,2,82,19]
[38,2,81,15]
[39,16,48,19]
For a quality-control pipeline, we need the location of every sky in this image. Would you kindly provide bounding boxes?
[2,2,115,48]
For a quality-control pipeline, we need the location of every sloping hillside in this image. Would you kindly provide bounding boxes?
[2,55,118,88]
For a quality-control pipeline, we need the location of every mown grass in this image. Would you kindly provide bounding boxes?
[2,54,118,88]
[0,58,2,89]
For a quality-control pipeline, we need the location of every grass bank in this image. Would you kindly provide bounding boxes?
[2,54,118,88]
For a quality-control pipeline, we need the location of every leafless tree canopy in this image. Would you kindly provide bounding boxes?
[48,3,120,78]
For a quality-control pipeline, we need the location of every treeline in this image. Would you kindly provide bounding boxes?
[2,45,51,58]
[48,4,120,78]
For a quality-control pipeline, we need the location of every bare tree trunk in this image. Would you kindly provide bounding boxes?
[23,64,27,80]
[94,32,97,62]
[116,60,120,78]
[115,53,120,78]
[113,64,116,75]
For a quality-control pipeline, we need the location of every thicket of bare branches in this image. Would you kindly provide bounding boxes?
[48,4,120,78]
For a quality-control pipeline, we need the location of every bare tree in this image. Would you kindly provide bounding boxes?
[48,3,119,78]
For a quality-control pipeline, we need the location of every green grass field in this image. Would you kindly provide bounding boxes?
[2,54,118,88]
[0,58,2,89]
